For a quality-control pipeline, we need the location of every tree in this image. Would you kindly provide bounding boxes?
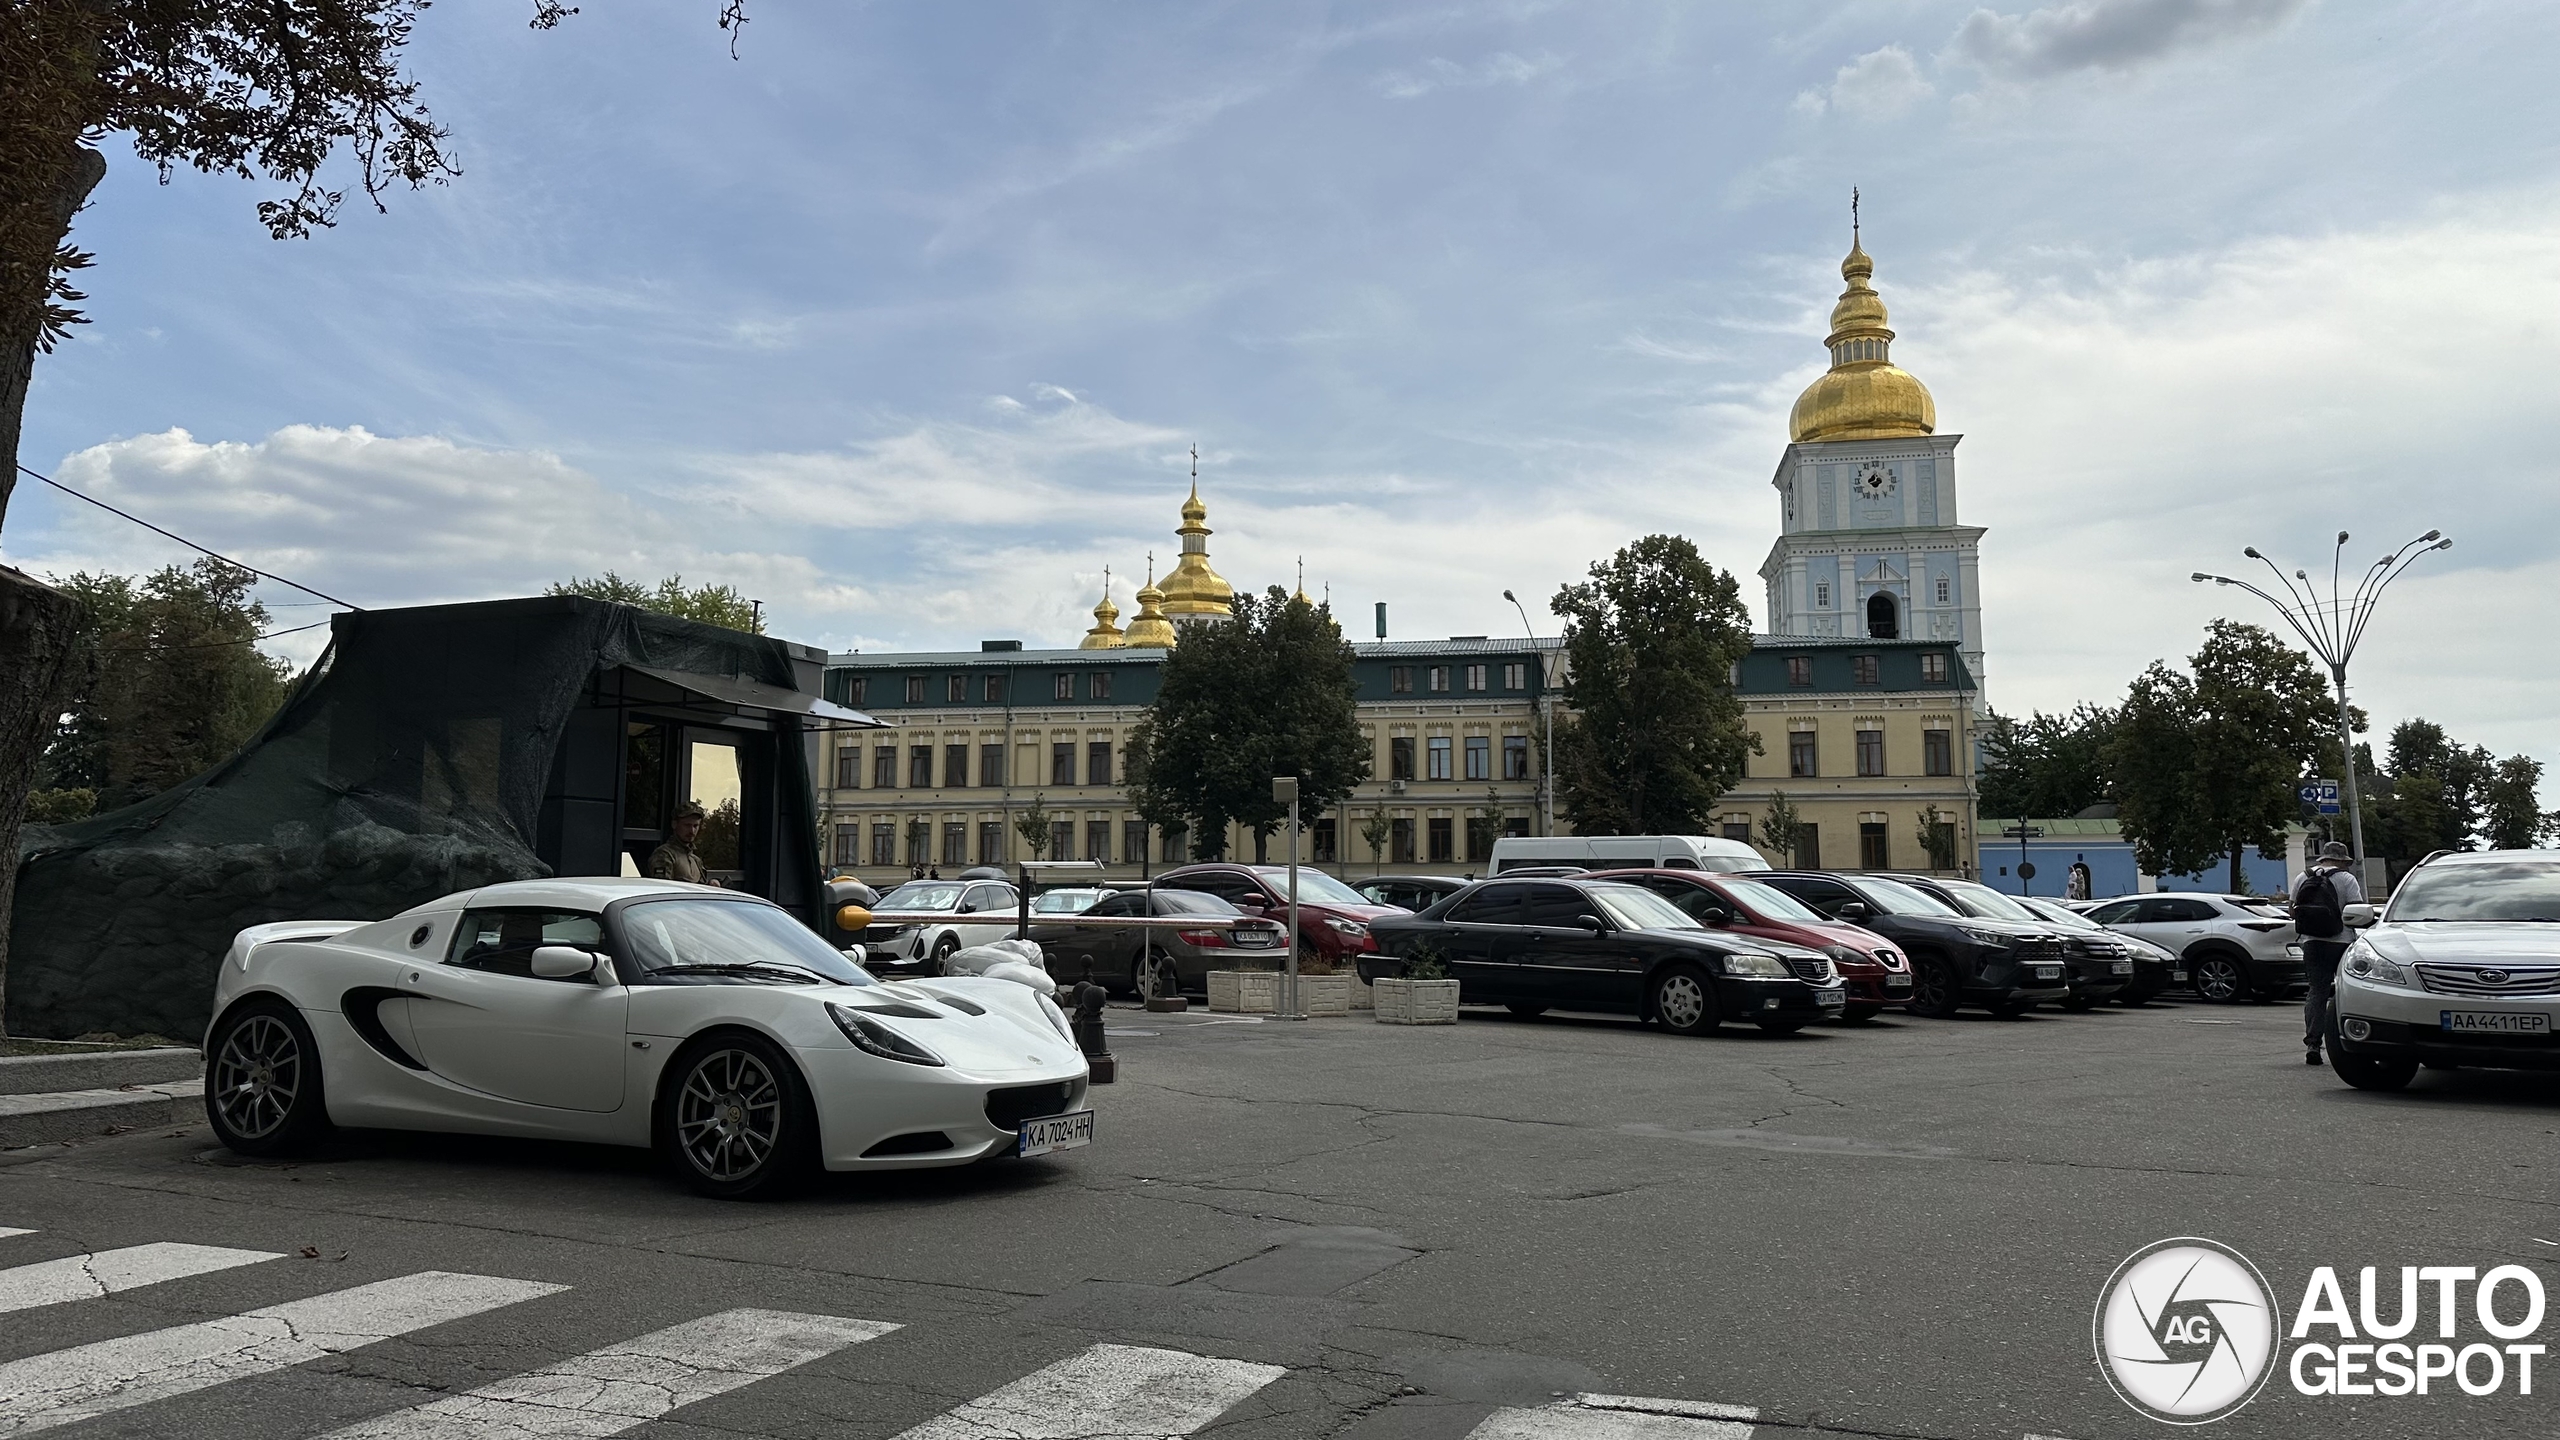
[2481,755,2555,851]
[1013,794,1053,860]
[1126,589,1367,862]
[1359,804,1393,875]
[39,559,290,812]
[1548,535,1759,835]
[550,572,763,634]
[903,816,931,870]
[0,0,745,1029]
[2109,621,2339,891]
[1756,791,1805,865]
[1978,704,2117,819]
[1915,803,1960,872]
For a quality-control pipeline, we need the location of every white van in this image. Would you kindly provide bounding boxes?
[1485,835,1771,875]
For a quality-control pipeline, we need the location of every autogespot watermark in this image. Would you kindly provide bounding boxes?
[2094,1237,2548,1425]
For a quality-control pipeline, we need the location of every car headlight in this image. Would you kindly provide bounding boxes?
[2341,945,2413,989]
[1723,952,1792,978]
[1821,945,1863,967]
[1324,917,1369,938]
[1037,994,1074,1043]
[827,1003,947,1066]
[1958,926,2011,949]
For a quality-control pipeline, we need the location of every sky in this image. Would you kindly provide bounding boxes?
[9,0,2559,798]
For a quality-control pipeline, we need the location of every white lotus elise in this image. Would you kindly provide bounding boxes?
[202,878,1093,1197]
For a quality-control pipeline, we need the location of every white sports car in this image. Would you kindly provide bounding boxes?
[203,878,1093,1198]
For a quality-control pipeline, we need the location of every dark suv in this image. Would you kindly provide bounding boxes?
[1756,872,2071,1018]
[1153,863,1401,965]
[1899,876,2128,1011]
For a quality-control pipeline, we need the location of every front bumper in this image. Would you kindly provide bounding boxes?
[1836,966,1913,1005]
[797,1047,1091,1169]
[2336,977,2560,1071]
[1966,951,2072,1004]
[2068,956,2133,1002]
[1714,976,1848,1022]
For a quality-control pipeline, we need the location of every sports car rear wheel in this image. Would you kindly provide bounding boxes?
[658,1034,816,1200]
[204,1001,332,1156]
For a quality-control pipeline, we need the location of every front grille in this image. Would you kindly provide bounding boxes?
[858,924,914,944]
[986,1082,1077,1132]
[861,1131,953,1157]
[1788,957,1835,983]
[2417,964,2560,998]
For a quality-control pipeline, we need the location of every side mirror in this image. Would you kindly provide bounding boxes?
[1698,905,1736,927]
[2341,903,2380,929]
[532,945,600,981]
[1835,901,1871,922]
[1574,913,1605,932]
[1237,898,1268,914]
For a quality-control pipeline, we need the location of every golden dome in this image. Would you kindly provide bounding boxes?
[1122,565,1177,648]
[1788,237,1937,444]
[1157,481,1235,619]
[1077,577,1125,650]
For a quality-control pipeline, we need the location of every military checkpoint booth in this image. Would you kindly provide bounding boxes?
[8,596,882,1041]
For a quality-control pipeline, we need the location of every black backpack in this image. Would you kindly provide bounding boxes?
[2293,869,2343,939]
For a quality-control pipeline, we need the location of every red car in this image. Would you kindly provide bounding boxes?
[1587,868,1915,1022]
[1151,863,1398,964]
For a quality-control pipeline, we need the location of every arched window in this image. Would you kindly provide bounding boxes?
[1866,591,1899,639]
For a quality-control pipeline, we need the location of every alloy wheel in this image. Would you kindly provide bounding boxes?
[676,1049,784,1181]
[1136,955,1179,1002]
[1656,973,1708,1030]
[2193,956,2244,1003]
[212,1013,301,1141]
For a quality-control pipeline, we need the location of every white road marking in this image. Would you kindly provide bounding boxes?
[320,1308,898,1438]
[0,1243,281,1314]
[893,1342,1284,1439]
[0,1233,29,1241]
[0,1270,564,1435]
[1468,1392,1758,1439]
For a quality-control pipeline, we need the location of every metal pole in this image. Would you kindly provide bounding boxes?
[1287,791,1302,1020]
[2332,663,2368,870]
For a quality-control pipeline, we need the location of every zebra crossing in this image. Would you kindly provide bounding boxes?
[0,1225,2060,1438]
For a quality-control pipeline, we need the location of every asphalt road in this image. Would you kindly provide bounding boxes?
[0,992,2553,1439]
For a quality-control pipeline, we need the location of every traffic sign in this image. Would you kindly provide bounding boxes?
[2298,779,2341,815]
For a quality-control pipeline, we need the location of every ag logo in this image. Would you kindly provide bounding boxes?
[2095,1238,2281,1424]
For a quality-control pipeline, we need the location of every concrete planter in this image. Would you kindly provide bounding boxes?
[1207,971,1280,1014]
[1298,973,1353,1017]
[1373,977,1461,1025]
[1349,975,1375,1011]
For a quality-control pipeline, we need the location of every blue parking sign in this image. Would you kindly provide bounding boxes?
[2299,779,2341,815]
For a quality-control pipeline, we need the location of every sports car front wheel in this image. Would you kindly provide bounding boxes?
[656,1033,817,1200]
[204,1000,333,1156]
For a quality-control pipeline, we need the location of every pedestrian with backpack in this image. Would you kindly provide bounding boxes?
[2294,840,2364,1066]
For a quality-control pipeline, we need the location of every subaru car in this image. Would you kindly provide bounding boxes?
[2327,850,2560,1090]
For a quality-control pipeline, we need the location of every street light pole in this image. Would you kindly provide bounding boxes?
[1502,589,1553,836]
[1274,774,1303,1021]
[2191,528,2451,884]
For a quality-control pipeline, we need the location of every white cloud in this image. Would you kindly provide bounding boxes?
[1793,45,1936,120]
[1947,0,2309,80]
[1376,51,1565,100]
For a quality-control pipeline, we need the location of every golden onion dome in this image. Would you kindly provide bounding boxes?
[1122,569,1177,648]
[1077,578,1126,649]
[1157,482,1235,618]
[1788,237,1937,444]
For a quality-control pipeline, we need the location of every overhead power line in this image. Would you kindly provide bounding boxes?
[14,462,365,611]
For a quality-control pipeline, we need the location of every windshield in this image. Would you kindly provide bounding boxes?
[1851,877,1965,918]
[1033,890,1100,913]
[2387,862,2560,923]
[1155,889,1239,916]
[1718,879,1826,923]
[1939,883,2042,922]
[1251,869,1371,905]
[621,899,875,984]
[879,882,962,912]
[1590,885,1704,931]
[2019,897,2099,929]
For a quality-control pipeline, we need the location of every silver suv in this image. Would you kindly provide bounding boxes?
[2081,891,2303,1003]
[2328,850,2560,1091]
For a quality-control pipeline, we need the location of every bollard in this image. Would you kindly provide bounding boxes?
[1071,977,1116,1084]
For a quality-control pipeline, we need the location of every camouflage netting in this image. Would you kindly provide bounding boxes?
[9,597,821,1040]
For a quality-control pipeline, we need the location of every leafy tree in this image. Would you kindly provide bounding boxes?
[1126,589,1367,862]
[38,559,291,811]
[1915,803,1960,871]
[1978,704,2118,819]
[903,817,931,870]
[1359,804,1393,875]
[550,572,762,634]
[1013,794,1053,859]
[2109,621,2339,891]
[1755,791,1804,865]
[2480,755,2555,851]
[24,787,93,825]
[1548,535,1759,835]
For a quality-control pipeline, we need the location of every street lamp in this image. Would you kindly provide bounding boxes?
[2190,529,2452,877]
[1502,589,1554,836]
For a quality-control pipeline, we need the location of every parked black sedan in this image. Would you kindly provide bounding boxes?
[1755,872,2071,1018]
[1031,888,1288,1000]
[1357,877,1847,1035]
[1355,874,1470,912]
